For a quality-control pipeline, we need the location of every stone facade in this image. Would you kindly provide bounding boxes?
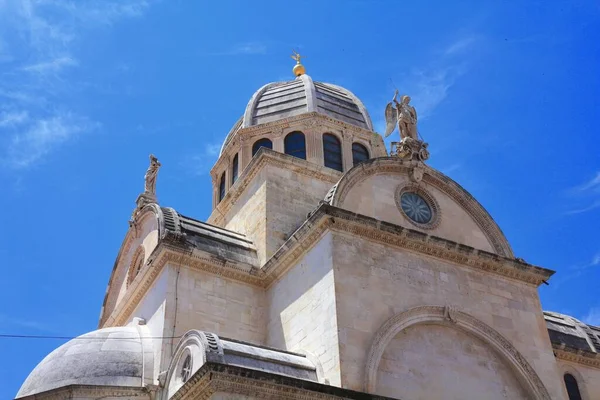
[16,72,599,400]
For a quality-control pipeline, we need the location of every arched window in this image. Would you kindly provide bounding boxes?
[231,153,239,185]
[284,131,306,160]
[218,172,226,202]
[352,142,369,166]
[252,138,273,156]
[323,133,343,171]
[564,374,583,400]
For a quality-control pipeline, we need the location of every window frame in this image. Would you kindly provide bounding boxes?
[564,373,583,400]
[231,153,239,185]
[352,142,369,166]
[323,133,343,172]
[218,172,226,202]
[284,131,307,160]
[252,138,273,156]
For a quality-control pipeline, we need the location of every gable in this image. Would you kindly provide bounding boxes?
[327,158,513,257]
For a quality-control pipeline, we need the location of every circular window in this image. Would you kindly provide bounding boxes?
[395,184,441,229]
[400,192,432,224]
[180,354,192,382]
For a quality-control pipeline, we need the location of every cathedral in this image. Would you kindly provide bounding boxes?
[15,57,600,400]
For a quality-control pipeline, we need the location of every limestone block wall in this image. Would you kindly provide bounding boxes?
[127,268,168,383]
[266,232,341,386]
[223,169,268,262]
[263,164,335,260]
[165,264,266,344]
[330,232,566,399]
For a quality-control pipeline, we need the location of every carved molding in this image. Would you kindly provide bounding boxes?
[364,306,552,400]
[554,345,600,370]
[328,158,514,257]
[19,385,150,400]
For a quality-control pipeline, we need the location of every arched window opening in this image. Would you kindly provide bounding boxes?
[218,172,226,202]
[231,153,239,185]
[352,142,369,166]
[284,131,306,160]
[564,374,583,400]
[323,133,343,172]
[252,138,273,156]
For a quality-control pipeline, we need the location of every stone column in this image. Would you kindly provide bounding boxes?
[240,136,251,171]
[273,128,284,153]
[342,130,353,172]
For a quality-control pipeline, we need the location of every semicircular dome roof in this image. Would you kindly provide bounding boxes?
[17,325,151,398]
[220,74,373,155]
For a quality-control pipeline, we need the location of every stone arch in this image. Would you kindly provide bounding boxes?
[162,330,224,400]
[560,363,590,400]
[364,306,551,400]
[327,158,513,256]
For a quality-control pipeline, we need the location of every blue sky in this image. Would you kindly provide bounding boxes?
[0,0,599,396]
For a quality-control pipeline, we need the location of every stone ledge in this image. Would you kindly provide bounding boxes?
[171,362,397,400]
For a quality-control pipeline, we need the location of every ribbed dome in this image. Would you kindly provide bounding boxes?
[220,74,373,154]
[16,325,153,398]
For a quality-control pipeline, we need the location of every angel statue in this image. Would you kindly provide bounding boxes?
[144,154,161,196]
[384,90,418,140]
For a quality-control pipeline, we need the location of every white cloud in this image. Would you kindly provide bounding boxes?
[582,307,600,327]
[230,42,267,55]
[22,56,78,74]
[0,0,156,169]
[565,171,600,215]
[0,110,29,127]
[181,143,222,176]
[5,112,98,169]
[445,36,477,56]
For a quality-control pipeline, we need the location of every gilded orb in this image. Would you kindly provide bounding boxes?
[293,63,306,77]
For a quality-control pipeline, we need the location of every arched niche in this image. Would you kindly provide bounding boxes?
[364,306,551,400]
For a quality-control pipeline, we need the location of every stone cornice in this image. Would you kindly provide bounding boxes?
[106,204,554,327]
[261,204,553,288]
[170,362,395,400]
[106,241,262,327]
[15,385,150,400]
[553,344,600,370]
[208,149,342,226]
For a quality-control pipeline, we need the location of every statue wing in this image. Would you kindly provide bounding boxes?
[384,102,397,137]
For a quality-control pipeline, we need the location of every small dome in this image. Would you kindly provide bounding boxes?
[16,325,152,398]
[220,74,373,154]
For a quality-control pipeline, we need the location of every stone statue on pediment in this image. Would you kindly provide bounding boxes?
[383,90,429,161]
[144,154,161,196]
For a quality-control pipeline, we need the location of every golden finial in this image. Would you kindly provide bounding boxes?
[291,50,306,77]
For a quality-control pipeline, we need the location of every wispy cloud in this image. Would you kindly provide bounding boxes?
[565,171,600,215]
[4,112,99,169]
[0,110,29,128]
[393,36,477,120]
[181,143,222,176]
[230,42,267,55]
[0,0,156,169]
[582,307,600,326]
[0,313,58,334]
[22,56,78,74]
[445,36,478,56]
[202,42,268,57]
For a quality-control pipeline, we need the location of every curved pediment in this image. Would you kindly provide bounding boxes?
[325,158,513,257]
